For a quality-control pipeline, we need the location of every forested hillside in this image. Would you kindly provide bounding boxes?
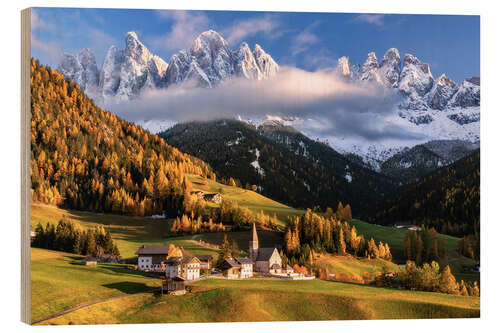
[370,150,480,237]
[160,119,396,218]
[30,59,215,216]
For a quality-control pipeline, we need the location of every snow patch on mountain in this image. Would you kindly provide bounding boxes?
[250,148,265,176]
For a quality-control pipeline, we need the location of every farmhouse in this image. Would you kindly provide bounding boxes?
[221,258,254,279]
[190,190,205,200]
[249,223,282,273]
[164,248,201,280]
[196,254,214,270]
[190,190,223,204]
[203,193,222,204]
[136,245,170,271]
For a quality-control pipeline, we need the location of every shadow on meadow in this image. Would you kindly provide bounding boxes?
[102,282,158,294]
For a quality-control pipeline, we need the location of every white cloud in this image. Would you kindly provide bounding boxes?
[354,14,385,26]
[31,36,63,64]
[108,67,423,143]
[31,10,53,30]
[290,22,321,56]
[221,14,282,46]
[150,10,210,54]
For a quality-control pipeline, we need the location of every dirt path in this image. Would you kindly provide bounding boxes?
[31,289,160,325]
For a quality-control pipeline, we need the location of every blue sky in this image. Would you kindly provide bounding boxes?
[31,7,480,83]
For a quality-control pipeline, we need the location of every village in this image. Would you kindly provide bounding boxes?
[135,223,314,295]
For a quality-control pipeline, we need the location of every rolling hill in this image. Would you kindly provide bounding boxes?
[32,255,479,325]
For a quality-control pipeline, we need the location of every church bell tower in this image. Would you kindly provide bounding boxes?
[249,223,259,262]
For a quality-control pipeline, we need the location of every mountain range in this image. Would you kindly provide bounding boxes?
[58,30,278,101]
[57,29,480,174]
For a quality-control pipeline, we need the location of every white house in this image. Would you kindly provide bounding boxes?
[136,245,170,271]
[237,258,254,278]
[164,251,201,281]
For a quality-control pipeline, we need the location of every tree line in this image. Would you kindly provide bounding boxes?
[457,233,480,261]
[282,207,391,269]
[32,218,120,257]
[403,226,447,265]
[170,214,226,235]
[376,260,479,297]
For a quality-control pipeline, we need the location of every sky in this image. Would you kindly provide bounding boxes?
[32,8,480,83]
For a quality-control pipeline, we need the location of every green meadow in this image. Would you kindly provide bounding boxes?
[315,254,401,283]
[187,174,305,228]
[30,204,220,258]
[30,248,161,323]
[37,267,479,325]
[349,219,479,282]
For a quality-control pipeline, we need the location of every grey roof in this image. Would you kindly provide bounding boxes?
[83,257,97,262]
[196,254,213,261]
[203,193,220,198]
[237,258,253,265]
[256,247,277,261]
[164,255,199,265]
[224,258,241,267]
[136,245,170,255]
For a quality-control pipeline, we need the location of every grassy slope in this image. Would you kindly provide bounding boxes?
[30,248,161,322]
[315,254,401,284]
[187,174,305,228]
[41,278,479,325]
[31,204,219,258]
[349,219,479,282]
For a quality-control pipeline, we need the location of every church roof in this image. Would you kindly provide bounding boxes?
[256,247,277,261]
[252,223,258,243]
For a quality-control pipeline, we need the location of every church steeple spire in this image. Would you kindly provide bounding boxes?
[249,223,259,262]
[252,223,258,244]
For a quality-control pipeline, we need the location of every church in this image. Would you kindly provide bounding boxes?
[249,223,282,274]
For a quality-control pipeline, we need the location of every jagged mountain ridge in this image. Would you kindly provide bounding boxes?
[58,30,278,101]
[336,49,480,114]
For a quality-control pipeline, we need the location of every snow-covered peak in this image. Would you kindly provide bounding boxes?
[234,42,262,80]
[100,45,124,98]
[58,49,100,98]
[398,53,434,110]
[360,52,382,83]
[190,30,234,83]
[164,31,278,88]
[427,74,458,110]
[337,56,351,77]
[379,48,401,88]
[253,44,279,79]
[451,78,480,107]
